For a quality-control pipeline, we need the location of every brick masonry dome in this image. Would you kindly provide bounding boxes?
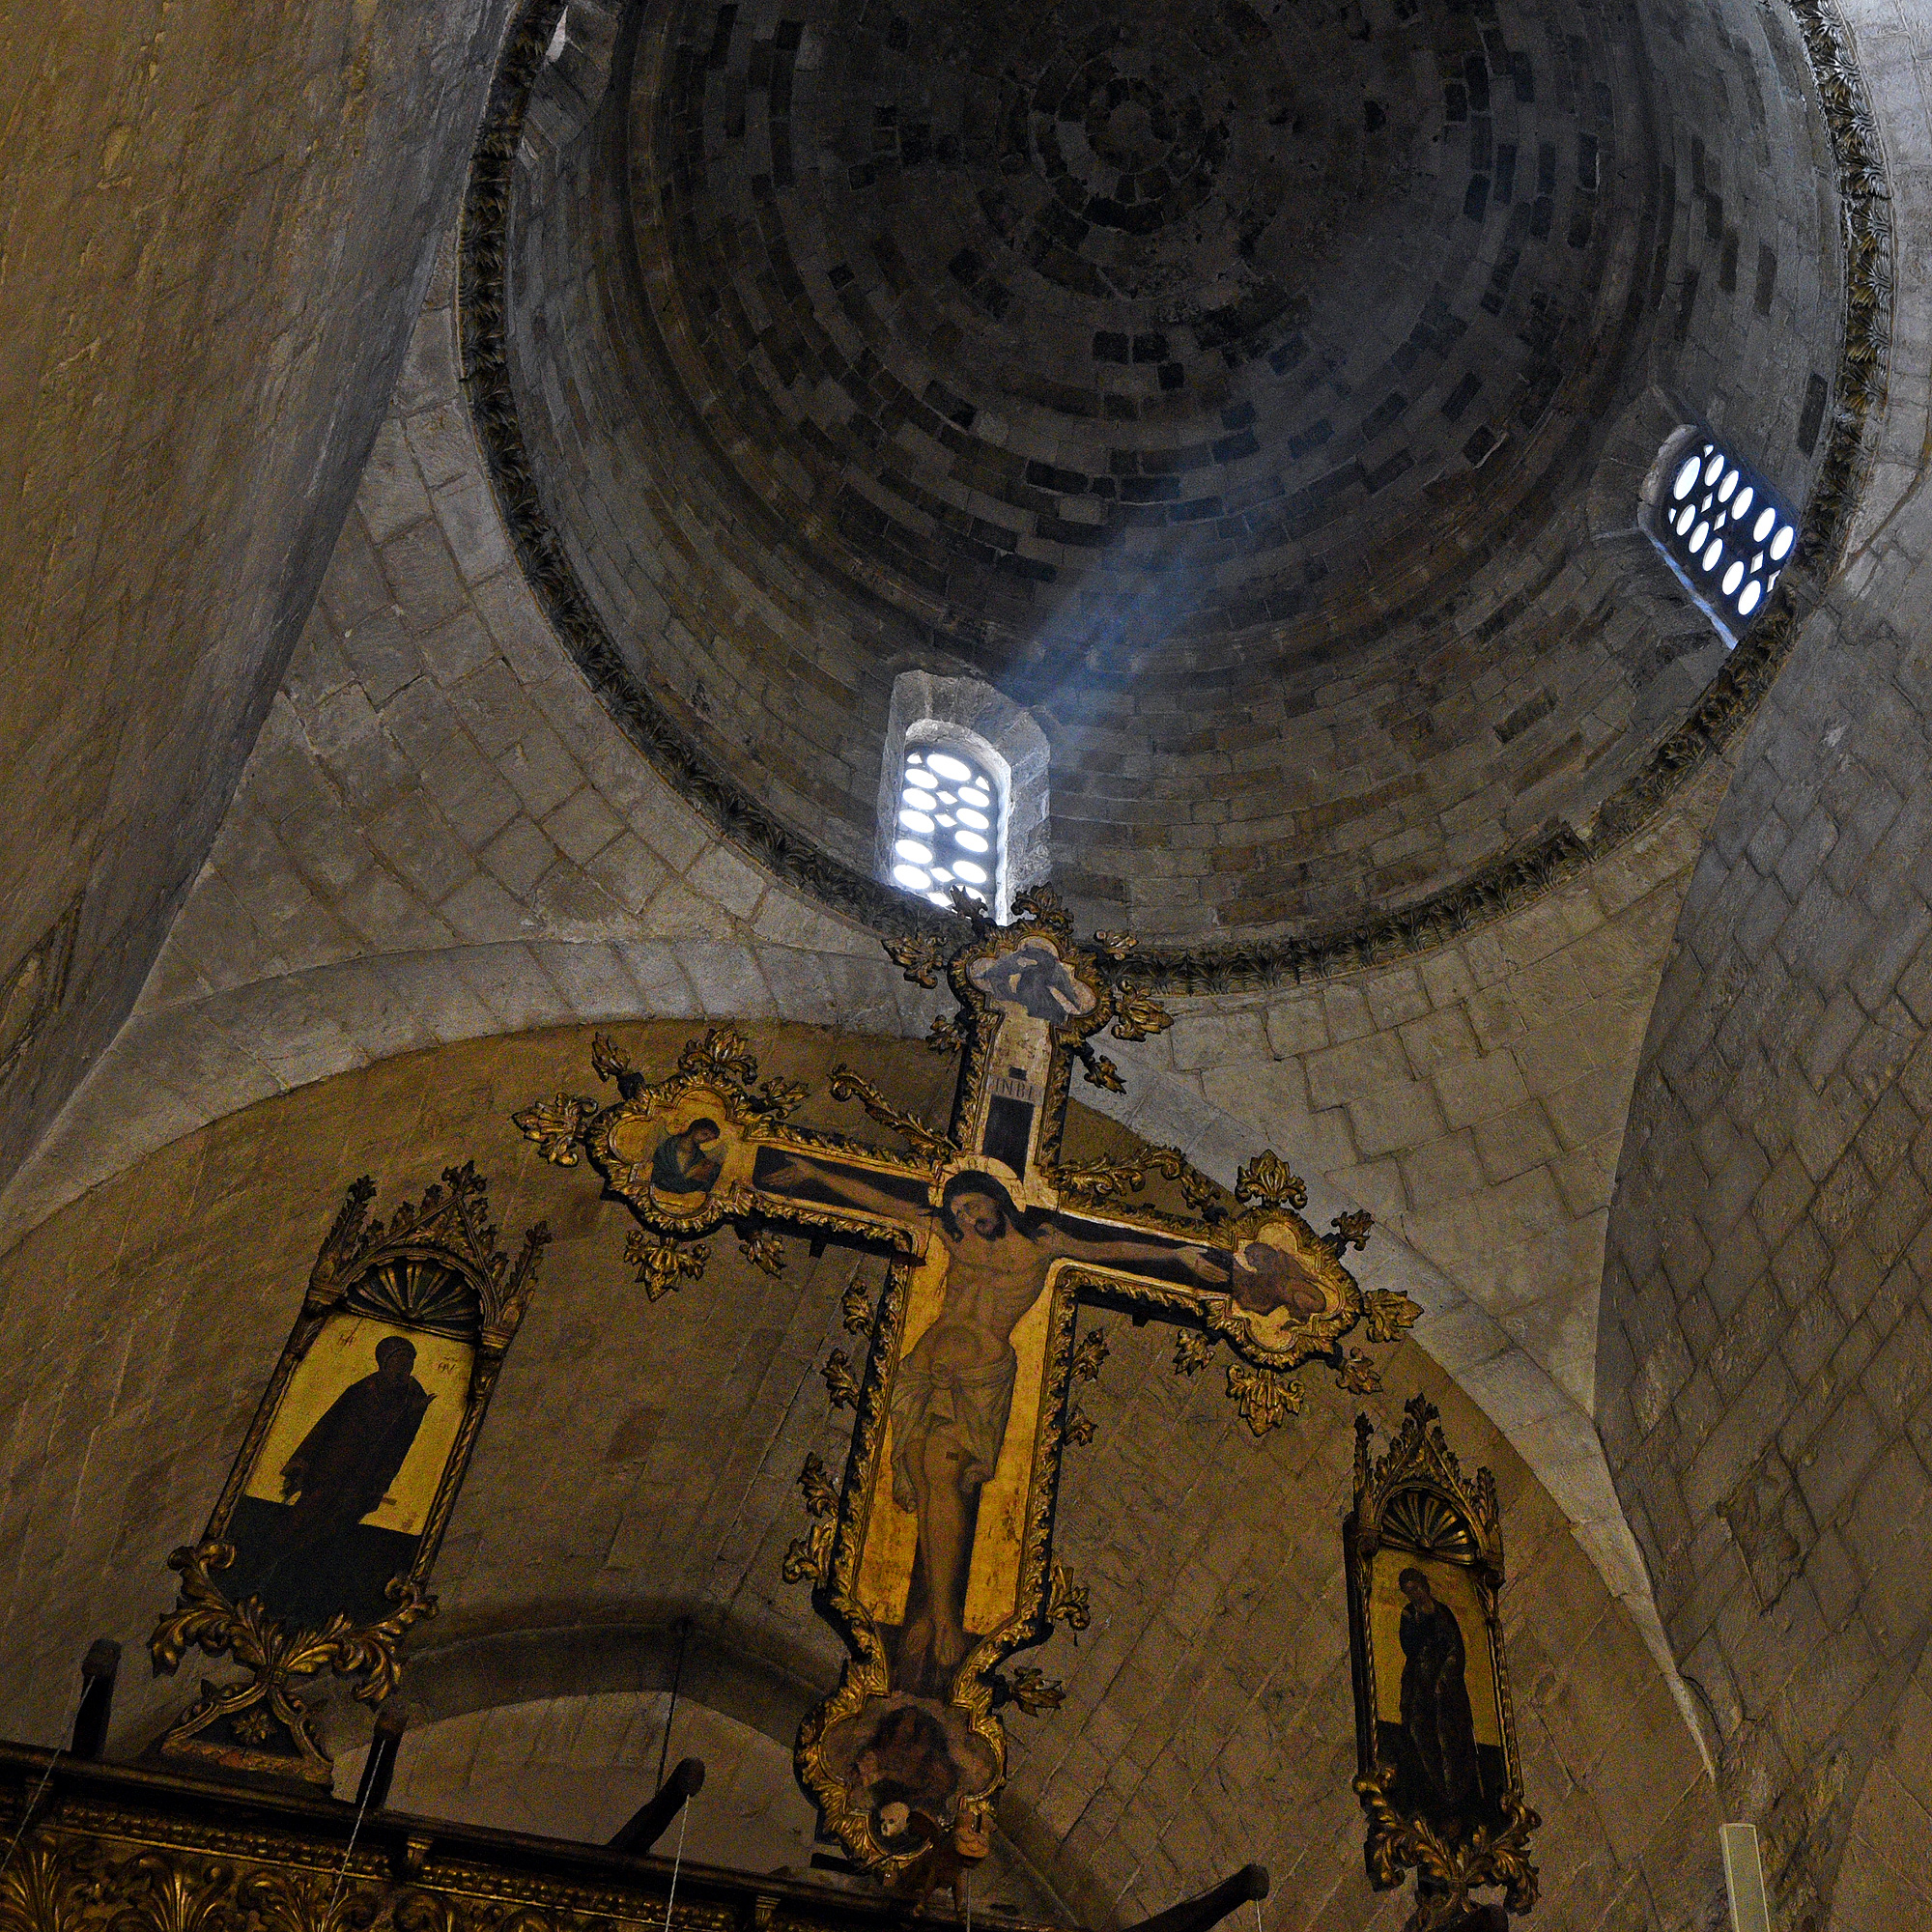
[493,0,1848,945]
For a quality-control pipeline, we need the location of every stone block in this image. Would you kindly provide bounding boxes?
[1435,1048,1529,1128]
[367,792,475,904]
[1262,988,1328,1058]
[498,722,585,820]
[480,816,559,898]
[1472,1097,1563,1182]
[544,788,624,867]
[1304,1030,1407,1109]
[1397,1004,1479,1076]
[1345,1075,1446,1160]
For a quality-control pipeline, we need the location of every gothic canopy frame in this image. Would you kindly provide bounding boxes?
[1346,1395,1539,1932]
[148,1163,549,1788]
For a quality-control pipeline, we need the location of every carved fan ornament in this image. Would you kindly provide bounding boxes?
[146,1163,549,1787]
[514,886,1423,1879]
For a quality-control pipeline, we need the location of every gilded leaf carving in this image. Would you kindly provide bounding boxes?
[623,1231,708,1301]
[511,1094,594,1166]
[1226,1362,1302,1434]
[1234,1150,1307,1209]
[821,1349,861,1410]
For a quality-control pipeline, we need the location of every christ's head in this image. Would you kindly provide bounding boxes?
[939,1171,1024,1241]
[1399,1566,1435,1611]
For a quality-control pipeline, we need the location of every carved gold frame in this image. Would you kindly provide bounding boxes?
[1345,1396,1539,1931]
[516,887,1424,1873]
[148,1163,550,1788]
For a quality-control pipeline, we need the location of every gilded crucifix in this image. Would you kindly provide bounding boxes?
[515,886,1420,1878]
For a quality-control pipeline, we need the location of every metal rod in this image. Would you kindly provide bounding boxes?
[70,1639,121,1762]
[655,1617,692,1795]
[1122,1864,1269,1932]
[608,1758,706,1856]
[353,1699,408,1814]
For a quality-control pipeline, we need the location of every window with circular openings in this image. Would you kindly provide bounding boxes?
[1653,436,1798,639]
[891,745,1003,910]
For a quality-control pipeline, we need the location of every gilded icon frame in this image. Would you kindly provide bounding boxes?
[148,1163,548,1787]
[1346,1397,1539,1931]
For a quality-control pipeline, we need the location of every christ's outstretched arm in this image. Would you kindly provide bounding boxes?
[1046,1223,1229,1283]
[759,1155,932,1229]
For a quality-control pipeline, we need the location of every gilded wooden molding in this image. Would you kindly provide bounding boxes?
[0,1754,1067,1932]
[147,1166,549,1789]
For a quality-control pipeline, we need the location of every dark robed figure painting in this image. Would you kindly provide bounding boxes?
[1348,1399,1540,1929]
[279,1337,432,1539]
[225,1330,439,1631]
[1394,1566,1486,1823]
[148,1163,548,1789]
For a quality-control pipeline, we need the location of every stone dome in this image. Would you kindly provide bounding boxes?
[481,0,1850,952]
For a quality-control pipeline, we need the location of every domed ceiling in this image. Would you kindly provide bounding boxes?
[642,0,1570,658]
[480,0,1858,956]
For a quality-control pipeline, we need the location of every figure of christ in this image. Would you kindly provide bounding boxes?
[761,1162,1228,1694]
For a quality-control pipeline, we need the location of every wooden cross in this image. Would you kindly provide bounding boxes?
[516,886,1419,1876]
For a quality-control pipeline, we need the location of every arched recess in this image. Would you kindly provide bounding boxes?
[0,1020,1719,1928]
[325,1617,1086,1921]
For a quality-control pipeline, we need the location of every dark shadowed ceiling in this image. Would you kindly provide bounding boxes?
[493,0,1847,943]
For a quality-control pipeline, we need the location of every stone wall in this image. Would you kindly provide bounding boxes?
[0,1021,1719,1930]
[0,0,516,1186]
[1596,0,1932,1905]
[0,241,1717,1699]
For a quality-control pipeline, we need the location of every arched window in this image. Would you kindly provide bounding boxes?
[889,742,1003,911]
[1648,432,1798,641]
[875,670,1049,921]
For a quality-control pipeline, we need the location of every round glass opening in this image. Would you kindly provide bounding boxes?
[1753,506,1776,542]
[1738,579,1764,616]
[1769,525,1795,561]
[1690,521,1710,552]
[1721,560,1746,595]
[894,741,1001,907]
[1672,455,1702,499]
[1674,503,1696,535]
[1702,538,1724,572]
[1731,486,1754,522]
[1718,468,1739,503]
[1703,451,1724,484]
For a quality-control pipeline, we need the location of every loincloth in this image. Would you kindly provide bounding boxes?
[890,1340,1018,1511]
